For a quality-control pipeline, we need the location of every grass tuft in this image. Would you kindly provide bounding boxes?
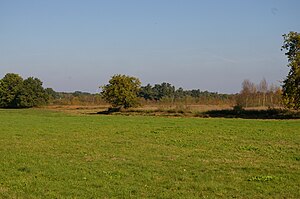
[248,175,279,182]
[17,167,31,173]
[239,145,259,151]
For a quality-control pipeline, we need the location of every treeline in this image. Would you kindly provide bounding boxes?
[52,80,281,108]
[0,73,282,108]
[139,83,234,105]
[236,78,282,108]
[49,83,233,106]
[0,74,107,108]
[49,91,106,106]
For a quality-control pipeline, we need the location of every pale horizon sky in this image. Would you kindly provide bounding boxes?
[1,0,299,94]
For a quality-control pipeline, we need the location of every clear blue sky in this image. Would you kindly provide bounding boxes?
[1,0,299,93]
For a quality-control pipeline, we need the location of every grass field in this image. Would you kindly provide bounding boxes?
[0,109,299,198]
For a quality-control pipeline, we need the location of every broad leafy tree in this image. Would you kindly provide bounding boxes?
[101,74,141,109]
[0,73,23,108]
[0,73,49,108]
[16,77,49,108]
[281,31,300,110]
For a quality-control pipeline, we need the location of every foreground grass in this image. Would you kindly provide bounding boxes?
[0,109,299,198]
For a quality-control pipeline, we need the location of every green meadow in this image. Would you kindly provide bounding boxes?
[0,109,299,198]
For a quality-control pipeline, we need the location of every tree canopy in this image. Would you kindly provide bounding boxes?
[101,74,141,109]
[281,31,300,110]
[0,73,24,108]
[0,73,49,108]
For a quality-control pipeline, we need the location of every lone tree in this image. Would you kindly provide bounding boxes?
[281,31,300,110]
[101,74,141,109]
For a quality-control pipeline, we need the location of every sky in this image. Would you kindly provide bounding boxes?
[0,0,299,93]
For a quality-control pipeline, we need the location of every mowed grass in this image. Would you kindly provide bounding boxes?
[0,109,299,198]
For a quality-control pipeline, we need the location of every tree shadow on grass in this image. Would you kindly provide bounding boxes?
[96,107,121,115]
[204,109,300,119]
